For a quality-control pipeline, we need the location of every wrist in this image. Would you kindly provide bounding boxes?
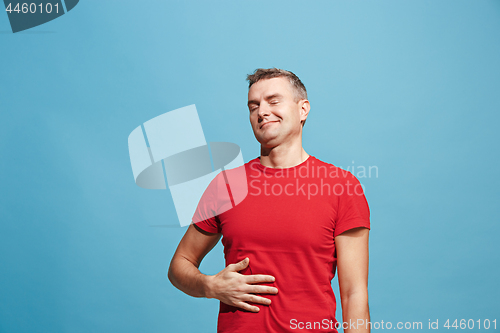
[202,274,215,299]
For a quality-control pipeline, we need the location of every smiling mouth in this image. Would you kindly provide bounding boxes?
[260,121,278,129]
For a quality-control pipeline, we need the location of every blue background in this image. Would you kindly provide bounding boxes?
[1,1,499,332]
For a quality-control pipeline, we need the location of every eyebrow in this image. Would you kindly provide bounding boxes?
[247,93,283,107]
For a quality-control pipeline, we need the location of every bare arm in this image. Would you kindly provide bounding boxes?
[168,224,278,312]
[336,227,370,333]
[168,224,221,298]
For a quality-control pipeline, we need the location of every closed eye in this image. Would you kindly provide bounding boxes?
[248,103,259,112]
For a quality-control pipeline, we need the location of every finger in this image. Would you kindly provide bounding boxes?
[245,274,276,284]
[247,285,279,295]
[242,294,272,305]
[229,257,249,272]
[235,301,260,313]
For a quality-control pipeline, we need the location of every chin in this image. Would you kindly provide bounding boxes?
[257,135,281,147]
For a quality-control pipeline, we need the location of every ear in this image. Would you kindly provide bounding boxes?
[299,99,310,124]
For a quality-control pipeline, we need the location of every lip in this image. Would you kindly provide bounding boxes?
[260,121,278,129]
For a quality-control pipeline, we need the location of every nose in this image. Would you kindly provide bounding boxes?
[257,102,271,119]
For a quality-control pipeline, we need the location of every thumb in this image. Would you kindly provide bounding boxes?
[231,257,249,271]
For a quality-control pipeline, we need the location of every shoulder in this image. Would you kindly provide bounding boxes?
[241,156,264,177]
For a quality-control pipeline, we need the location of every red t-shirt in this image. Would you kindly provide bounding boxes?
[193,155,370,332]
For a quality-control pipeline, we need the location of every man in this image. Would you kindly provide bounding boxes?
[168,68,370,333]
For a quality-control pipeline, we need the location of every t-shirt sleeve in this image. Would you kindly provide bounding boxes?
[192,173,223,234]
[334,172,371,237]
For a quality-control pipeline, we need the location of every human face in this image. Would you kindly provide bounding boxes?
[247,77,308,148]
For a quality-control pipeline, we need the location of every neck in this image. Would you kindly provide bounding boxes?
[259,135,309,168]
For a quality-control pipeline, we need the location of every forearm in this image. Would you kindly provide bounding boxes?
[168,255,214,298]
[341,291,370,333]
